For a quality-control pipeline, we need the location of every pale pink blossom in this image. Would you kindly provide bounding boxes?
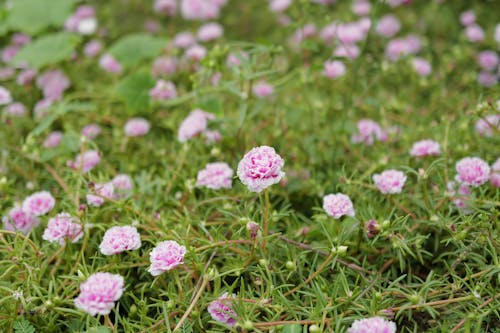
[44,131,63,148]
[65,5,97,35]
[197,22,224,42]
[1,45,19,63]
[181,0,223,20]
[477,71,497,87]
[112,174,133,199]
[447,181,472,212]
[237,146,285,193]
[36,70,70,101]
[99,226,141,255]
[81,124,101,139]
[22,191,56,216]
[173,32,196,48]
[455,157,491,187]
[0,86,12,105]
[16,68,37,86]
[43,212,83,245]
[207,293,237,327]
[323,193,355,219]
[475,114,500,136]
[385,35,421,61]
[99,54,122,74]
[74,273,125,316]
[226,52,248,67]
[320,22,339,43]
[178,109,215,142]
[148,240,186,276]
[252,81,274,98]
[84,40,102,57]
[323,60,346,79]
[357,17,372,33]
[68,150,101,173]
[351,119,388,145]
[154,0,177,16]
[2,206,40,234]
[270,0,292,12]
[87,183,114,207]
[124,118,151,137]
[333,43,360,59]
[11,33,31,46]
[196,162,233,189]
[477,51,499,71]
[409,139,441,157]
[34,98,54,119]
[152,56,177,76]
[0,67,14,80]
[336,23,365,44]
[348,317,397,333]
[460,10,476,26]
[376,15,401,38]
[5,102,26,117]
[465,24,485,42]
[149,80,177,100]
[352,0,371,16]
[412,57,432,77]
[373,170,407,194]
[490,158,500,187]
[203,130,222,144]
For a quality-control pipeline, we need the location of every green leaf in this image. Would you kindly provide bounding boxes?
[108,34,166,68]
[282,324,302,333]
[13,318,35,333]
[196,97,223,116]
[6,0,74,35]
[12,32,81,69]
[115,71,154,112]
[86,327,112,333]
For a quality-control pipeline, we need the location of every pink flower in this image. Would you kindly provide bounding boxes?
[34,98,54,119]
[22,191,56,216]
[1,45,19,63]
[477,51,499,71]
[376,15,401,38]
[409,139,441,157]
[87,183,114,207]
[207,293,237,326]
[81,123,101,139]
[124,118,151,137]
[11,33,31,46]
[148,240,186,276]
[357,17,372,33]
[490,158,500,188]
[465,24,485,42]
[447,181,472,212]
[336,23,365,44]
[460,10,476,26]
[270,0,292,12]
[178,109,215,142]
[333,43,360,59]
[252,81,274,98]
[348,317,397,333]
[185,44,207,62]
[412,57,432,77]
[455,157,491,187]
[365,219,380,238]
[322,193,355,219]
[36,70,70,101]
[84,40,102,57]
[352,0,371,16]
[351,119,387,145]
[385,35,421,61]
[68,150,101,173]
[99,54,122,74]
[197,22,224,42]
[373,170,407,194]
[2,206,40,234]
[44,131,63,148]
[5,102,26,117]
[323,60,346,79]
[475,114,500,136]
[16,68,37,86]
[154,0,177,16]
[0,86,12,105]
[42,212,83,245]
[112,174,133,199]
[196,162,233,190]
[203,130,222,144]
[149,80,177,100]
[0,67,15,80]
[237,146,285,193]
[99,226,141,255]
[74,272,125,316]
[180,0,223,20]
[477,71,497,87]
[173,32,196,48]
[226,52,248,67]
[152,56,177,76]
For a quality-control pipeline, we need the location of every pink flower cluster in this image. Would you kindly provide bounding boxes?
[178,109,216,142]
[323,60,346,79]
[252,81,274,98]
[124,117,151,137]
[2,206,40,235]
[22,191,56,216]
[99,54,122,74]
[323,193,355,219]
[87,183,115,207]
[409,139,441,157]
[68,150,101,173]
[385,35,421,61]
[180,0,227,20]
[65,5,98,35]
[373,170,407,194]
[455,157,490,187]
[475,114,500,136]
[99,226,141,255]
[154,0,177,16]
[149,80,177,100]
[412,57,432,77]
[375,15,401,38]
[112,174,134,199]
[74,272,125,316]
[351,119,388,145]
[196,162,234,190]
[0,85,12,105]
[347,317,397,333]
[44,131,63,148]
[237,146,285,193]
[197,22,224,42]
[42,212,83,245]
[207,293,237,327]
[81,123,102,139]
[36,70,70,101]
[148,240,186,276]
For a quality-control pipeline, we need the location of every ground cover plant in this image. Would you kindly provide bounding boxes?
[0,0,500,332]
